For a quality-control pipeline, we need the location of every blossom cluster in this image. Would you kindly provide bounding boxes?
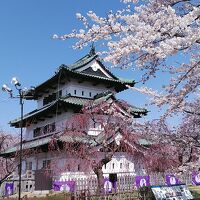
[54,0,199,114]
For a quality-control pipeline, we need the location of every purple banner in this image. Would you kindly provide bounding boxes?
[104,178,117,193]
[5,183,14,196]
[135,176,150,188]
[165,175,180,185]
[53,181,75,192]
[192,172,200,185]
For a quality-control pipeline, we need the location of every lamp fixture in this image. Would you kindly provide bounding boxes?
[2,77,29,200]
[2,84,12,93]
[11,77,21,87]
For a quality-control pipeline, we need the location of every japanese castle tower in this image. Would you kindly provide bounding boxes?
[2,47,147,193]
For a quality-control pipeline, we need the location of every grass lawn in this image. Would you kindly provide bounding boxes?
[189,185,200,199]
[4,193,71,200]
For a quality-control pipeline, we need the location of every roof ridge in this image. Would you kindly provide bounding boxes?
[68,53,97,70]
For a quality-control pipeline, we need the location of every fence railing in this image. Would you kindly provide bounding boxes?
[0,171,195,199]
[53,172,194,193]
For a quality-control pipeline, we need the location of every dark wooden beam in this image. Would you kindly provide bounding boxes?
[49,86,56,90]
[46,115,53,118]
[78,79,84,83]
[43,90,49,94]
[63,107,68,112]
[92,82,99,86]
[38,118,45,121]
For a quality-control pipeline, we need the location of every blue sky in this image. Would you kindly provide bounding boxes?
[0,0,173,133]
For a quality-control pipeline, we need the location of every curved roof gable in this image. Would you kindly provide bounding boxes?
[27,48,135,98]
[68,47,118,80]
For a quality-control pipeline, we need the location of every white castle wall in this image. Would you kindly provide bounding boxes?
[26,77,115,141]
[37,79,115,109]
[21,152,139,178]
[24,110,74,140]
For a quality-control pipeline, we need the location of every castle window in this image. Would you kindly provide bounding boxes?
[42,160,51,169]
[43,122,56,134]
[43,125,48,135]
[58,90,62,97]
[120,163,122,169]
[52,93,56,101]
[89,92,92,97]
[43,92,58,105]
[78,164,80,171]
[33,128,41,138]
[26,161,32,171]
[51,122,56,132]
[74,90,76,95]
[43,97,48,106]
[33,122,56,138]
[82,91,84,96]
[112,163,115,169]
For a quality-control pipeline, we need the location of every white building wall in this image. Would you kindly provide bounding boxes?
[65,81,114,99]
[36,79,115,109]
[102,153,136,174]
[26,77,115,141]
[37,84,67,109]
[26,151,138,179]
[24,110,73,141]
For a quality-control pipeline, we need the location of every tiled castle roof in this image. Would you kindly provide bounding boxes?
[10,92,147,127]
[26,50,135,98]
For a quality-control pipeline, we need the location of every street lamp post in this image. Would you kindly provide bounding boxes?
[2,77,27,200]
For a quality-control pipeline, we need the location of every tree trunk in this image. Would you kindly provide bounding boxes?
[92,154,113,194]
[94,166,105,194]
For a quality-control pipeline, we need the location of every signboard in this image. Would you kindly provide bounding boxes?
[5,183,14,196]
[166,175,180,186]
[53,181,75,192]
[151,184,193,200]
[135,175,150,188]
[192,172,200,185]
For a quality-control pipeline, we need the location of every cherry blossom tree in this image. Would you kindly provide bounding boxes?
[52,0,199,181]
[132,119,182,174]
[141,101,200,174]
[175,97,200,172]
[49,98,181,193]
[54,0,200,114]
[52,0,200,179]
[0,132,17,186]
